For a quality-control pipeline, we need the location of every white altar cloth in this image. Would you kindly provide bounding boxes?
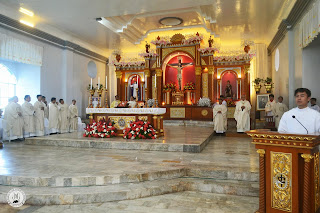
[86,108,166,115]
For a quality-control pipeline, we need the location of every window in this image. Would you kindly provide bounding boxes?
[0,64,16,109]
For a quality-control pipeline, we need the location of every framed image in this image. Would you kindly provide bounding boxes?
[257,94,269,111]
[89,96,101,108]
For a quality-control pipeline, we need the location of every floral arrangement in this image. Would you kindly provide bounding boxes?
[83,119,117,138]
[197,97,211,107]
[253,77,263,85]
[138,52,159,58]
[163,82,177,92]
[225,98,236,107]
[96,84,104,90]
[183,34,203,45]
[198,47,219,54]
[147,98,155,107]
[241,40,255,47]
[112,61,145,67]
[123,120,157,139]
[151,37,172,46]
[184,82,195,90]
[264,77,273,84]
[214,52,255,62]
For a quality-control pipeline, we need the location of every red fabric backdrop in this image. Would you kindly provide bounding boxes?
[165,55,195,88]
[221,72,237,98]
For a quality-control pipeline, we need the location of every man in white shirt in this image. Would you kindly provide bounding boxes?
[48,97,60,134]
[213,98,228,134]
[265,94,276,116]
[272,96,288,129]
[22,95,35,138]
[234,95,251,133]
[310,98,320,112]
[278,88,320,135]
[69,99,78,132]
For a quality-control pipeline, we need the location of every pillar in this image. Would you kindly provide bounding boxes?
[288,30,295,109]
[156,68,163,104]
[208,66,214,102]
[144,69,151,100]
[257,149,266,213]
[116,71,122,100]
[301,154,313,213]
[195,66,202,101]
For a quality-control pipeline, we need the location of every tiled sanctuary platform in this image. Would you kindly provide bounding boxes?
[25,125,215,153]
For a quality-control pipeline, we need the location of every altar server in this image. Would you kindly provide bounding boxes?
[3,96,24,141]
[310,98,320,112]
[265,94,276,116]
[279,88,320,135]
[58,99,69,133]
[22,95,35,137]
[234,95,251,133]
[69,99,78,132]
[272,96,288,129]
[213,98,227,134]
[48,97,60,134]
[34,95,45,136]
[111,95,121,108]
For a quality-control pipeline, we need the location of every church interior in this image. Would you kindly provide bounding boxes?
[0,0,320,212]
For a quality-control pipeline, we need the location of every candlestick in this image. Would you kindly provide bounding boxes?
[145,75,147,87]
[90,78,92,89]
[98,77,100,88]
[155,74,157,87]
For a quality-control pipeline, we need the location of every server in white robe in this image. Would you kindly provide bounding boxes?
[272,96,288,129]
[48,97,60,134]
[265,94,276,116]
[279,88,320,135]
[310,98,320,112]
[234,95,251,133]
[42,96,49,119]
[58,99,69,133]
[213,98,228,133]
[22,95,35,137]
[3,96,24,140]
[69,99,78,132]
[34,95,45,136]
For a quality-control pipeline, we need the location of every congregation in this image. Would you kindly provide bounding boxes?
[1,95,78,141]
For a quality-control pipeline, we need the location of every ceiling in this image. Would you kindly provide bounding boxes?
[0,0,296,55]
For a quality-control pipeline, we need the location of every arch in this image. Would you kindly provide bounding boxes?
[126,74,143,101]
[220,70,238,99]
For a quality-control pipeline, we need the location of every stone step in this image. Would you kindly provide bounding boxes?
[0,178,258,205]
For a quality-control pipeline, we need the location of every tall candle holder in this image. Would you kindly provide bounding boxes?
[153,87,158,108]
[88,89,95,108]
[105,89,109,108]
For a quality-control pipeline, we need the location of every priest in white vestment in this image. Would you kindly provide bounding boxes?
[42,96,49,119]
[234,95,251,133]
[3,96,24,141]
[213,98,228,133]
[34,95,45,136]
[265,94,276,116]
[310,98,320,112]
[69,99,78,132]
[48,97,60,134]
[128,96,137,108]
[279,88,320,135]
[272,96,288,129]
[22,95,35,137]
[58,99,69,133]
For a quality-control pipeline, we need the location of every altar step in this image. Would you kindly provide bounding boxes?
[0,178,258,205]
[164,120,213,127]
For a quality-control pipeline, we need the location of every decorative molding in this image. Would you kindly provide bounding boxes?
[115,71,122,79]
[170,107,186,118]
[195,66,202,75]
[202,73,208,98]
[156,68,162,76]
[0,14,108,63]
[301,154,313,163]
[257,149,266,157]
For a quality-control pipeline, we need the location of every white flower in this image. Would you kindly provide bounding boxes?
[131,131,135,134]
[144,131,147,134]
[140,127,143,130]
[124,136,127,139]
[103,129,107,132]
[131,136,135,139]
[147,129,151,132]
[136,128,139,131]
[101,134,105,137]
[154,135,157,138]
[111,130,114,133]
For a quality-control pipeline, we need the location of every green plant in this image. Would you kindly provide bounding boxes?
[253,78,263,85]
[87,84,96,90]
[264,77,272,84]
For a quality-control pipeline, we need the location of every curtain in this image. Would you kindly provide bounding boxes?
[299,0,320,48]
[0,33,43,66]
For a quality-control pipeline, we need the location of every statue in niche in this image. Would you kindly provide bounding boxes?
[167,56,193,91]
[225,80,233,98]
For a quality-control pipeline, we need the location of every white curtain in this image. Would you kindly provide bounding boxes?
[0,33,43,66]
[299,0,320,48]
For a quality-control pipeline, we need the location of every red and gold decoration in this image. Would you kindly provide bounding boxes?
[83,119,117,138]
[123,120,157,139]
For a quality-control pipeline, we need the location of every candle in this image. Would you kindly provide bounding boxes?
[145,75,147,87]
[98,77,100,88]
[90,78,92,89]
[105,75,108,88]
[155,74,157,87]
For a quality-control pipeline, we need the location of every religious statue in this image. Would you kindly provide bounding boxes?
[208,36,213,48]
[225,80,233,98]
[167,56,193,90]
[145,41,150,53]
[130,78,139,100]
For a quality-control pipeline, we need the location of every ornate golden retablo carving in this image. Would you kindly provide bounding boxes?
[301,154,314,162]
[116,71,122,79]
[195,67,202,76]
[201,109,208,116]
[257,149,265,157]
[108,116,135,130]
[315,153,320,211]
[170,108,185,118]
[271,152,292,212]
[170,33,185,44]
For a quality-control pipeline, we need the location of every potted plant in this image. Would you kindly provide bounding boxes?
[253,78,263,94]
[264,77,274,93]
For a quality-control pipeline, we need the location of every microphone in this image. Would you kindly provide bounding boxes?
[292,115,308,134]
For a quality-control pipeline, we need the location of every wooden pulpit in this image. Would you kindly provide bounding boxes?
[246,130,320,213]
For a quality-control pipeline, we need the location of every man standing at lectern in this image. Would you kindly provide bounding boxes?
[278,88,320,135]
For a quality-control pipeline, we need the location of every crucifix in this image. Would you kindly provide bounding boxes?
[167,56,193,90]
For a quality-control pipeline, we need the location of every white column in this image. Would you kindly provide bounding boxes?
[288,30,295,109]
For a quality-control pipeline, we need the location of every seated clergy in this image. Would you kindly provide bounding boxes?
[22,95,35,138]
[279,88,320,135]
[128,96,137,108]
[69,99,78,132]
[234,95,251,133]
[58,99,69,133]
[213,98,227,134]
[3,96,24,141]
[272,96,288,129]
[48,97,60,134]
[110,95,121,108]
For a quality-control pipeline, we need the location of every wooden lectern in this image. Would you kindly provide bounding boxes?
[247,130,320,213]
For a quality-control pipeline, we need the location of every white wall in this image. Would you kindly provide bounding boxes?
[302,36,320,101]
[0,26,107,117]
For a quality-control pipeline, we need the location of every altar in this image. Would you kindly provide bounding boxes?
[86,108,166,136]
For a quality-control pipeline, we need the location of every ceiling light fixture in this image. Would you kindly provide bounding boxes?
[159,17,183,26]
[20,20,34,27]
[19,7,34,17]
